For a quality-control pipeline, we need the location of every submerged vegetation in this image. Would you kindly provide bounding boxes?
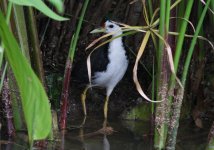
[0,0,214,149]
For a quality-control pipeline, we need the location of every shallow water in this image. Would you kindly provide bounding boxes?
[61,117,153,150]
[0,117,210,150]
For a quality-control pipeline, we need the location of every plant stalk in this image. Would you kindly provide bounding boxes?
[154,0,170,149]
[2,76,15,136]
[166,0,211,149]
[25,7,46,86]
[13,5,31,61]
[60,0,90,129]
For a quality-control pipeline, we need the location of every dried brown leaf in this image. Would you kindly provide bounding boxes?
[133,31,163,103]
[151,29,183,88]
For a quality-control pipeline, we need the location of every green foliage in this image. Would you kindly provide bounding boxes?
[121,104,152,120]
[210,1,214,26]
[60,0,89,129]
[154,0,169,148]
[182,0,211,86]
[173,0,194,74]
[0,11,52,143]
[48,0,64,13]
[68,0,90,61]
[46,73,62,109]
[207,137,214,150]
[13,5,30,60]
[9,0,68,21]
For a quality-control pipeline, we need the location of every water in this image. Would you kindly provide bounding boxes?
[61,117,153,150]
[0,117,210,150]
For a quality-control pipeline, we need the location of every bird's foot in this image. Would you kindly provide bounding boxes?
[80,116,87,128]
[101,119,114,135]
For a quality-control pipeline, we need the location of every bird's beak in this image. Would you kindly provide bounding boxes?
[90,27,106,34]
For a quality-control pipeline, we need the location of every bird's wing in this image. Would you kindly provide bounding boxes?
[90,44,109,75]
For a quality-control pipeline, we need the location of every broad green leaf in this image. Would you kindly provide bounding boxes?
[0,11,52,143]
[48,0,64,13]
[9,0,68,21]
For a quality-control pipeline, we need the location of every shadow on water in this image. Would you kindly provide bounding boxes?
[0,116,210,150]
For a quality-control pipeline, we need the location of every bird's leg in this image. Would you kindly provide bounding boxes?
[80,116,87,127]
[104,96,109,119]
[79,116,86,141]
[103,118,108,128]
[81,86,90,116]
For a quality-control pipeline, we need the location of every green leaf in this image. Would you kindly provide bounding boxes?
[0,11,52,143]
[48,0,64,13]
[9,0,69,21]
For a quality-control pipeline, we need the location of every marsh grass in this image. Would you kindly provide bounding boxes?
[0,0,213,149]
[87,1,214,149]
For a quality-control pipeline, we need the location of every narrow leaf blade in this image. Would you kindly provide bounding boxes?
[9,0,68,21]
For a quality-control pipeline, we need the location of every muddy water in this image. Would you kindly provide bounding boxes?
[0,117,209,150]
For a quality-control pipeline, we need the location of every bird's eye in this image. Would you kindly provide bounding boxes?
[108,25,114,28]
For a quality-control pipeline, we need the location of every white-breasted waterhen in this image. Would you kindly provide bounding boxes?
[81,20,129,119]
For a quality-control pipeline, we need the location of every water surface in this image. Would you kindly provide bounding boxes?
[0,117,209,150]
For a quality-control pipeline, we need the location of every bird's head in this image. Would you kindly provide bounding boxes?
[91,20,122,36]
[104,20,122,34]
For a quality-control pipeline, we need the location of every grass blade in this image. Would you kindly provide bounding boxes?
[9,0,68,21]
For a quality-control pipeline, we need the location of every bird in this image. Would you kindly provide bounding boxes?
[81,20,129,119]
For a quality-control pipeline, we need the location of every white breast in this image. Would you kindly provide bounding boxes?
[92,37,128,96]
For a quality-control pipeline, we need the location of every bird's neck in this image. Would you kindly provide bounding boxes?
[111,36,122,43]
[109,36,125,53]
[112,30,122,37]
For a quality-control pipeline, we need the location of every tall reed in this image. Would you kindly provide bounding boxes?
[167,0,211,149]
[60,0,90,129]
[154,0,173,149]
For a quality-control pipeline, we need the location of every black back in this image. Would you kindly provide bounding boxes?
[90,43,109,75]
[71,43,110,84]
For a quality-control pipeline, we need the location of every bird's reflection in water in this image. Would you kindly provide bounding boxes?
[103,135,110,150]
[79,117,112,150]
[81,135,110,150]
